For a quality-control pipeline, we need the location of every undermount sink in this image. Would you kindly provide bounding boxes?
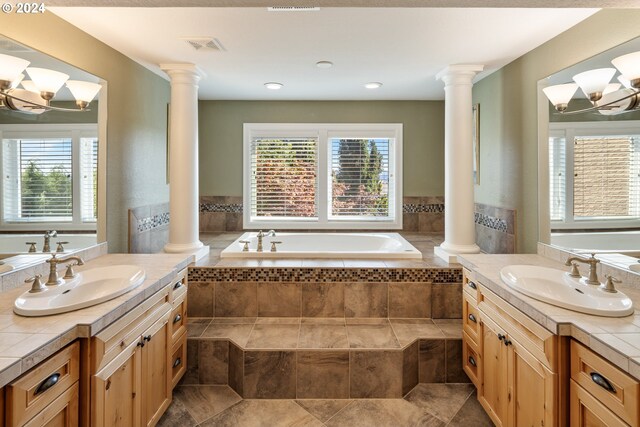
[14,265,146,317]
[500,265,634,318]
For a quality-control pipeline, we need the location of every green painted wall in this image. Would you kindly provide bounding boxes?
[0,12,170,252]
[199,100,444,197]
[473,9,640,253]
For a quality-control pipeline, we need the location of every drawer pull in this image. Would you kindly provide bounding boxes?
[137,340,145,348]
[590,372,616,393]
[173,314,182,324]
[34,373,60,396]
[143,335,152,342]
[468,356,477,367]
[468,313,477,323]
[498,333,505,341]
[173,282,182,290]
[468,281,477,290]
[173,357,182,368]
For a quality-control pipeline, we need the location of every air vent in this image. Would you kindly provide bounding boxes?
[0,38,34,53]
[267,6,320,11]
[181,37,225,52]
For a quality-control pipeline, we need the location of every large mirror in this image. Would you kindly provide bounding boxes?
[0,35,106,272]
[538,37,640,272]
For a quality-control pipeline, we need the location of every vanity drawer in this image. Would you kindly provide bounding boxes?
[169,268,187,303]
[462,292,480,346]
[6,341,79,427]
[462,331,481,388]
[462,268,479,301]
[571,340,639,426]
[170,331,187,389]
[170,292,187,344]
[570,379,628,427]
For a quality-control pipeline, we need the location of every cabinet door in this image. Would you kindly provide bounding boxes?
[570,380,628,427]
[509,337,557,427]
[479,313,508,427]
[23,382,79,427]
[92,340,142,427]
[141,315,171,427]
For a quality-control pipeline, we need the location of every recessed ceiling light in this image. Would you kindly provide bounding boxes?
[316,61,333,69]
[264,82,283,90]
[365,82,382,89]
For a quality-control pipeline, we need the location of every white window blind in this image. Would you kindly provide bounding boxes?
[80,137,98,222]
[3,138,73,221]
[549,136,566,221]
[573,136,640,219]
[330,138,392,218]
[250,137,318,219]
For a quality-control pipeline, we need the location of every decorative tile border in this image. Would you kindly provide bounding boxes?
[200,203,243,213]
[403,203,444,214]
[188,267,462,283]
[199,202,444,214]
[474,212,507,233]
[137,212,170,232]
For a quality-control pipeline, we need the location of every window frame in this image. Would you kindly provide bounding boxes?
[0,123,98,231]
[243,123,403,230]
[549,120,640,230]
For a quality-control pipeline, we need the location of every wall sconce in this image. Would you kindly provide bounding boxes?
[0,53,101,114]
[543,51,640,116]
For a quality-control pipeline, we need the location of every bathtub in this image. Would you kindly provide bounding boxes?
[0,233,97,254]
[221,232,422,259]
[550,231,640,257]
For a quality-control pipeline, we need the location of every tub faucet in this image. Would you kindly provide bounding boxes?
[46,253,84,286]
[565,253,600,285]
[266,230,276,237]
[43,230,57,253]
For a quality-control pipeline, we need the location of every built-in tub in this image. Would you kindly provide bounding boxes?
[221,232,422,259]
[550,231,640,257]
[0,233,97,255]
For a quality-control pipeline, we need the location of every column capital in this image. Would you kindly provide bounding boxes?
[436,64,484,85]
[159,63,206,80]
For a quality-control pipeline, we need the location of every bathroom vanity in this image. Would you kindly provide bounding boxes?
[0,252,191,427]
[460,254,640,427]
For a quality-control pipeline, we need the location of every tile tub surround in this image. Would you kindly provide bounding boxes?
[183,317,468,399]
[0,252,193,387]
[128,201,170,253]
[474,202,517,254]
[458,253,640,380]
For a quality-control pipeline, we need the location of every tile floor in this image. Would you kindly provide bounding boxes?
[158,383,494,427]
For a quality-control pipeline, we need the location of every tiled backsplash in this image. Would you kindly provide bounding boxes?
[474,203,517,254]
[128,202,170,253]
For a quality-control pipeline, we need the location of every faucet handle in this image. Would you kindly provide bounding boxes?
[602,275,621,293]
[25,242,37,253]
[64,263,78,279]
[270,241,282,252]
[56,242,69,253]
[568,262,581,278]
[239,240,250,252]
[25,274,46,293]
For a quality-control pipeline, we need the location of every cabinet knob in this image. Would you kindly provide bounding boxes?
[173,314,182,324]
[468,313,477,323]
[497,333,505,341]
[468,356,477,367]
[504,339,512,346]
[173,357,182,368]
[468,281,477,290]
[590,372,616,393]
[137,340,145,348]
[105,379,111,391]
[144,335,152,342]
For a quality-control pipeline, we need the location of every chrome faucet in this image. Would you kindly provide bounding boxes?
[256,230,265,252]
[565,253,600,285]
[43,230,57,252]
[45,253,84,286]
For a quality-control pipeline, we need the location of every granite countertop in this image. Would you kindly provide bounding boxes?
[0,253,193,388]
[458,253,640,380]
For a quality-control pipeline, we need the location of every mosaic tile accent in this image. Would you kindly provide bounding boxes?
[474,212,507,233]
[200,203,243,213]
[403,204,445,214]
[188,267,462,284]
[137,212,170,232]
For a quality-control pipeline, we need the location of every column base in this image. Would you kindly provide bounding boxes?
[434,243,481,263]
[164,241,210,261]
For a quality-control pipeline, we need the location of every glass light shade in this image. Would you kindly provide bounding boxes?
[9,74,24,89]
[603,83,621,95]
[572,68,616,99]
[66,80,101,103]
[542,83,578,107]
[612,51,640,83]
[21,80,39,93]
[618,75,632,89]
[0,54,30,83]
[25,67,69,94]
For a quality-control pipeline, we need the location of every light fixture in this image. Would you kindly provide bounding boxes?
[365,82,382,89]
[264,82,283,90]
[0,53,101,114]
[543,50,640,116]
[316,61,333,69]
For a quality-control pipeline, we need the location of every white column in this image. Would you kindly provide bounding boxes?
[434,64,484,263]
[160,63,209,260]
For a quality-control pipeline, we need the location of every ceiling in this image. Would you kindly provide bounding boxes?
[50,7,598,100]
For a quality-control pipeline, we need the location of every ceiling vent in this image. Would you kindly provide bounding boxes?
[182,37,225,52]
[267,7,320,12]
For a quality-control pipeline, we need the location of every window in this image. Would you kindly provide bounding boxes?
[244,123,402,229]
[0,124,98,228]
[549,121,640,229]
